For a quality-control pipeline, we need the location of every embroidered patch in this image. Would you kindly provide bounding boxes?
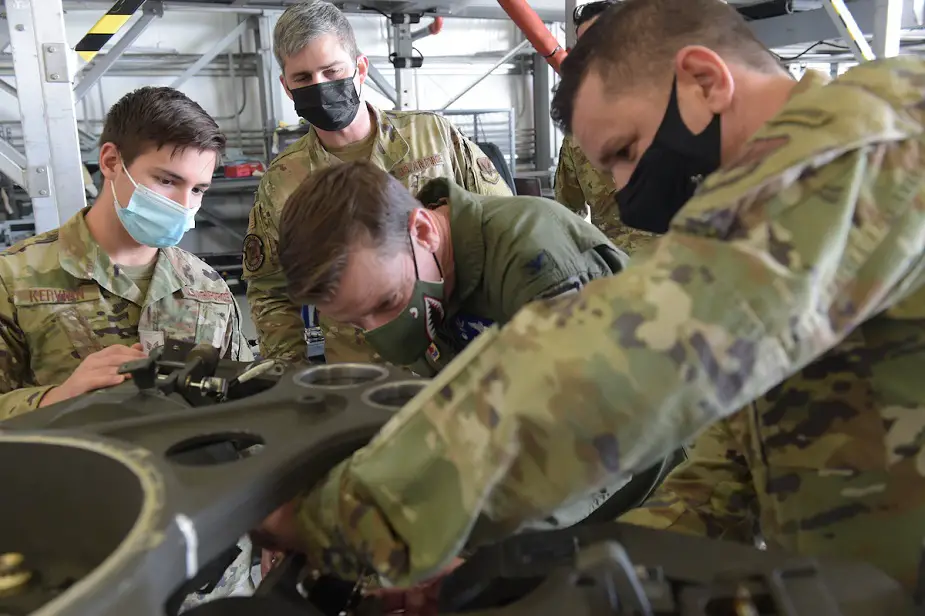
[477,157,500,184]
[243,234,265,272]
[393,154,445,179]
[427,342,440,362]
[182,288,233,303]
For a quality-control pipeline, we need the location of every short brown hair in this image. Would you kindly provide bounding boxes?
[551,0,783,134]
[99,86,226,166]
[279,161,416,304]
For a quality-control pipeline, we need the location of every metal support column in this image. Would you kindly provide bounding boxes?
[74,1,164,102]
[367,64,398,106]
[872,0,903,58]
[391,18,417,110]
[171,18,251,89]
[7,0,87,232]
[253,12,284,158]
[823,0,876,62]
[532,53,552,172]
[565,0,577,49]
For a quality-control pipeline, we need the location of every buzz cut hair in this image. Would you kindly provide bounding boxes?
[273,1,361,71]
[551,0,783,134]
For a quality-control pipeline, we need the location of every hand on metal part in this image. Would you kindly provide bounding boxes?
[39,343,147,407]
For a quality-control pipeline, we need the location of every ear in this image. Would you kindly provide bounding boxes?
[408,208,440,253]
[98,142,121,182]
[673,45,735,116]
[279,74,294,101]
[356,55,369,87]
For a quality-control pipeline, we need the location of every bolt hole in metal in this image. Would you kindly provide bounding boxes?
[294,363,389,389]
[362,380,428,411]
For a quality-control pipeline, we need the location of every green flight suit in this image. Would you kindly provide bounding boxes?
[554,133,657,254]
[242,104,513,365]
[0,208,252,418]
[290,57,925,590]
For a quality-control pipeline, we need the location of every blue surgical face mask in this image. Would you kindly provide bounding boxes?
[112,162,199,248]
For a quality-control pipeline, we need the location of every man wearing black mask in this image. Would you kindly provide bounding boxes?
[243,1,512,367]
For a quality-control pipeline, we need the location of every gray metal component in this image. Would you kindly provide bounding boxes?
[747,1,918,50]
[440,40,530,110]
[873,0,903,57]
[0,346,916,616]
[0,14,10,53]
[532,53,553,173]
[6,0,87,233]
[367,63,398,106]
[0,138,27,189]
[565,0,577,49]
[73,1,165,102]
[254,12,284,157]
[823,0,876,62]
[0,77,18,99]
[391,18,417,110]
[170,17,251,89]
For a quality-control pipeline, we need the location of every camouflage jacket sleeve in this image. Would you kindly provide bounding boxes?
[444,120,513,198]
[243,187,307,363]
[618,417,757,542]
[292,60,925,586]
[0,273,54,418]
[553,140,588,215]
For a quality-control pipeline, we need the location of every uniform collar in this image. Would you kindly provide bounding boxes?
[302,103,411,172]
[790,69,830,98]
[422,178,486,309]
[57,206,188,306]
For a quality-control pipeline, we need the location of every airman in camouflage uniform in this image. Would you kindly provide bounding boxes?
[555,135,656,253]
[0,210,249,418]
[243,1,512,366]
[0,87,250,420]
[553,0,656,255]
[257,0,925,595]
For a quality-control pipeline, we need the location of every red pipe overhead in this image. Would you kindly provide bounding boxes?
[496,0,567,74]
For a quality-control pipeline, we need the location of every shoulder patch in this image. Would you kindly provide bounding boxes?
[477,157,501,185]
[243,234,265,273]
[524,250,550,276]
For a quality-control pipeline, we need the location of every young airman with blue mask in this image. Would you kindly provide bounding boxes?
[0,86,252,419]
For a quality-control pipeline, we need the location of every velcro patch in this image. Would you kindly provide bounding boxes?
[477,157,500,184]
[182,287,233,304]
[243,234,265,273]
[14,285,102,306]
[393,154,444,179]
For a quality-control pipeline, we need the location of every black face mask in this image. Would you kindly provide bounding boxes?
[290,71,361,132]
[614,78,722,234]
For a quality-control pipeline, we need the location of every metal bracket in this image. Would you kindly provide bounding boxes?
[42,42,69,83]
[27,165,50,198]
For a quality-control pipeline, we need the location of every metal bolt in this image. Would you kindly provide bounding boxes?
[38,189,48,196]
[36,167,45,174]
[14,24,24,31]
[0,552,32,593]
[48,45,57,52]
[50,73,60,80]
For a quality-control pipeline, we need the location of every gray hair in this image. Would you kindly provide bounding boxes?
[273,1,360,70]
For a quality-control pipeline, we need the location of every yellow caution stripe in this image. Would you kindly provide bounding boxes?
[75,0,147,63]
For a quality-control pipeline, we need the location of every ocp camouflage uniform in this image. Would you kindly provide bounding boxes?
[0,208,252,419]
[290,58,925,590]
[242,105,513,365]
[554,134,656,254]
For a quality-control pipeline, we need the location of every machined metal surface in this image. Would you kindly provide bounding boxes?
[0,346,918,616]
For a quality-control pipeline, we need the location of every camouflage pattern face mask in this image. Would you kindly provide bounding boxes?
[364,243,446,368]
